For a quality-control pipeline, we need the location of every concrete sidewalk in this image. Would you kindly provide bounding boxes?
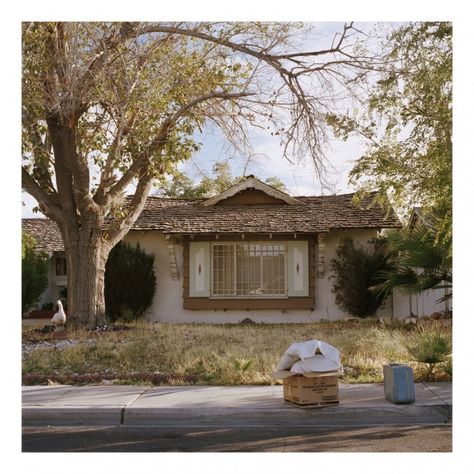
[22,382,452,427]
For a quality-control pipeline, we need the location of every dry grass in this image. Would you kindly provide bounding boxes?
[22,320,452,385]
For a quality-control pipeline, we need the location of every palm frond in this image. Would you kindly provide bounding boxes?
[375,222,452,297]
[406,329,452,365]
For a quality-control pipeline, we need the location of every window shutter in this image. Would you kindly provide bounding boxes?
[189,242,211,297]
[287,240,309,297]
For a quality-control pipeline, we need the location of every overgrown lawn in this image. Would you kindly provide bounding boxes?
[22,321,452,385]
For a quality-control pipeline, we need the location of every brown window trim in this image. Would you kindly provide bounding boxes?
[183,234,316,310]
[183,296,314,310]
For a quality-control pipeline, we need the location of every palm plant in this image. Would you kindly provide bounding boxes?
[371,222,452,302]
[406,328,452,379]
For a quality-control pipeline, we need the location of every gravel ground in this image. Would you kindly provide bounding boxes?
[22,339,97,357]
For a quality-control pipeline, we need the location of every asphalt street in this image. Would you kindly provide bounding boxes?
[22,424,452,452]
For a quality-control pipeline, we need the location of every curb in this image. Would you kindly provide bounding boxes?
[122,405,452,427]
[22,403,451,427]
[22,407,123,426]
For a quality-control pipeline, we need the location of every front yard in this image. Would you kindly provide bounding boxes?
[22,320,452,386]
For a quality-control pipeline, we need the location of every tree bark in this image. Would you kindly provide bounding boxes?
[62,218,111,328]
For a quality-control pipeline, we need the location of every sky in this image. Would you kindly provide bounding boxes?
[176,22,364,196]
[174,21,388,197]
[175,117,363,195]
[21,21,367,217]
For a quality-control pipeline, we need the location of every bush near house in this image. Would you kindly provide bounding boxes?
[330,236,393,318]
[104,241,156,322]
[22,232,49,315]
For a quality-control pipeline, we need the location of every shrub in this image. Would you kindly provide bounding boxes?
[118,307,136,324]
[104,241,156,322]
[406,328,452,379]
[22,232,49,314]
[330,236,392,318]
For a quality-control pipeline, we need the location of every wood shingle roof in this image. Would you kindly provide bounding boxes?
[22,218,63,253]
[22,191,401,252]
[132,191,401,234]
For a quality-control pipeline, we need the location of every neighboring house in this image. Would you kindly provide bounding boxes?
[22,218,67,309]
[408,207,437,231]
[23,176,428,323]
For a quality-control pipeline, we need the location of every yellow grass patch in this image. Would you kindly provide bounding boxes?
[22,321,451,385]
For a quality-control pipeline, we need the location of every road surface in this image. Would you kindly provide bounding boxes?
[22,424,452,452]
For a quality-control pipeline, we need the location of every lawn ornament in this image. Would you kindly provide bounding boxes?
[51,300,66,326]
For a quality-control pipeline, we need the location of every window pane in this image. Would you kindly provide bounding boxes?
[212,244,235,295]
[262,244,285,295]
[212,242,286,297]
[56,257,67,276]
[236,244,262,296]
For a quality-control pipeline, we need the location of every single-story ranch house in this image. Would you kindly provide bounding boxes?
[22,176,448,323]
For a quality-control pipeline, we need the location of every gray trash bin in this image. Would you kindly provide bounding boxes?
[383,363,415,404]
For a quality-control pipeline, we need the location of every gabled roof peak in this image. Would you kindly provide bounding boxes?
[201,176,305,207]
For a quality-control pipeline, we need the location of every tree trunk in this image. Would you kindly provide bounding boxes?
[64,220,111,328]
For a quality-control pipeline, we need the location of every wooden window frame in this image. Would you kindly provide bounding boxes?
[210,241,288,299]
[183,234,315,310]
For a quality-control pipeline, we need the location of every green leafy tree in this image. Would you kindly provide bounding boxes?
[371,224,452,301]
[330,236,393,318]
[327,22,452,246]
[22,232,49,314]
[157,161,287,198]
[104,241,156,322]
[22,22,375,327]
[262,176,288,193]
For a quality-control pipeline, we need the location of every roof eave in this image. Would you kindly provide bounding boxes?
[201,176,306,207]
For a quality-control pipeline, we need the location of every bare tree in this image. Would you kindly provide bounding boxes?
[22,21,375,327]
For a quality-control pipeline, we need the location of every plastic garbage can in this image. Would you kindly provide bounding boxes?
[383,363,415,404]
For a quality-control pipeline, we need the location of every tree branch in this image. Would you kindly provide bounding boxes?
[104,170,154,247]
[22,167,64,222]
[97,90,254,208]
[23,122,56,195]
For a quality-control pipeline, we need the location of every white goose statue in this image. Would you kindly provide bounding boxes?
[51,300,67,326]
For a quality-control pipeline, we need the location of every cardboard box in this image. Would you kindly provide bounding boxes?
[283,374,339,407]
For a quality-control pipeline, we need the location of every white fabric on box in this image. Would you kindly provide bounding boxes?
[275,339,341,374]
[290,354,340,373]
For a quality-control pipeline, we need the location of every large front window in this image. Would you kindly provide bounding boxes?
[211,242,286,297]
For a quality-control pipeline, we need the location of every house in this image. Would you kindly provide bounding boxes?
[23,176,431,323]
[22,218,67,308]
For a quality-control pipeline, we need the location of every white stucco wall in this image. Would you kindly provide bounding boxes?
[37,256,54,308]
[37,254,67,309]
[31,229,446,321]
[392,287,451,318]
[123,228,401,323]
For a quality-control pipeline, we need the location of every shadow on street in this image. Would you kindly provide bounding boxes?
[22,424,452,452]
